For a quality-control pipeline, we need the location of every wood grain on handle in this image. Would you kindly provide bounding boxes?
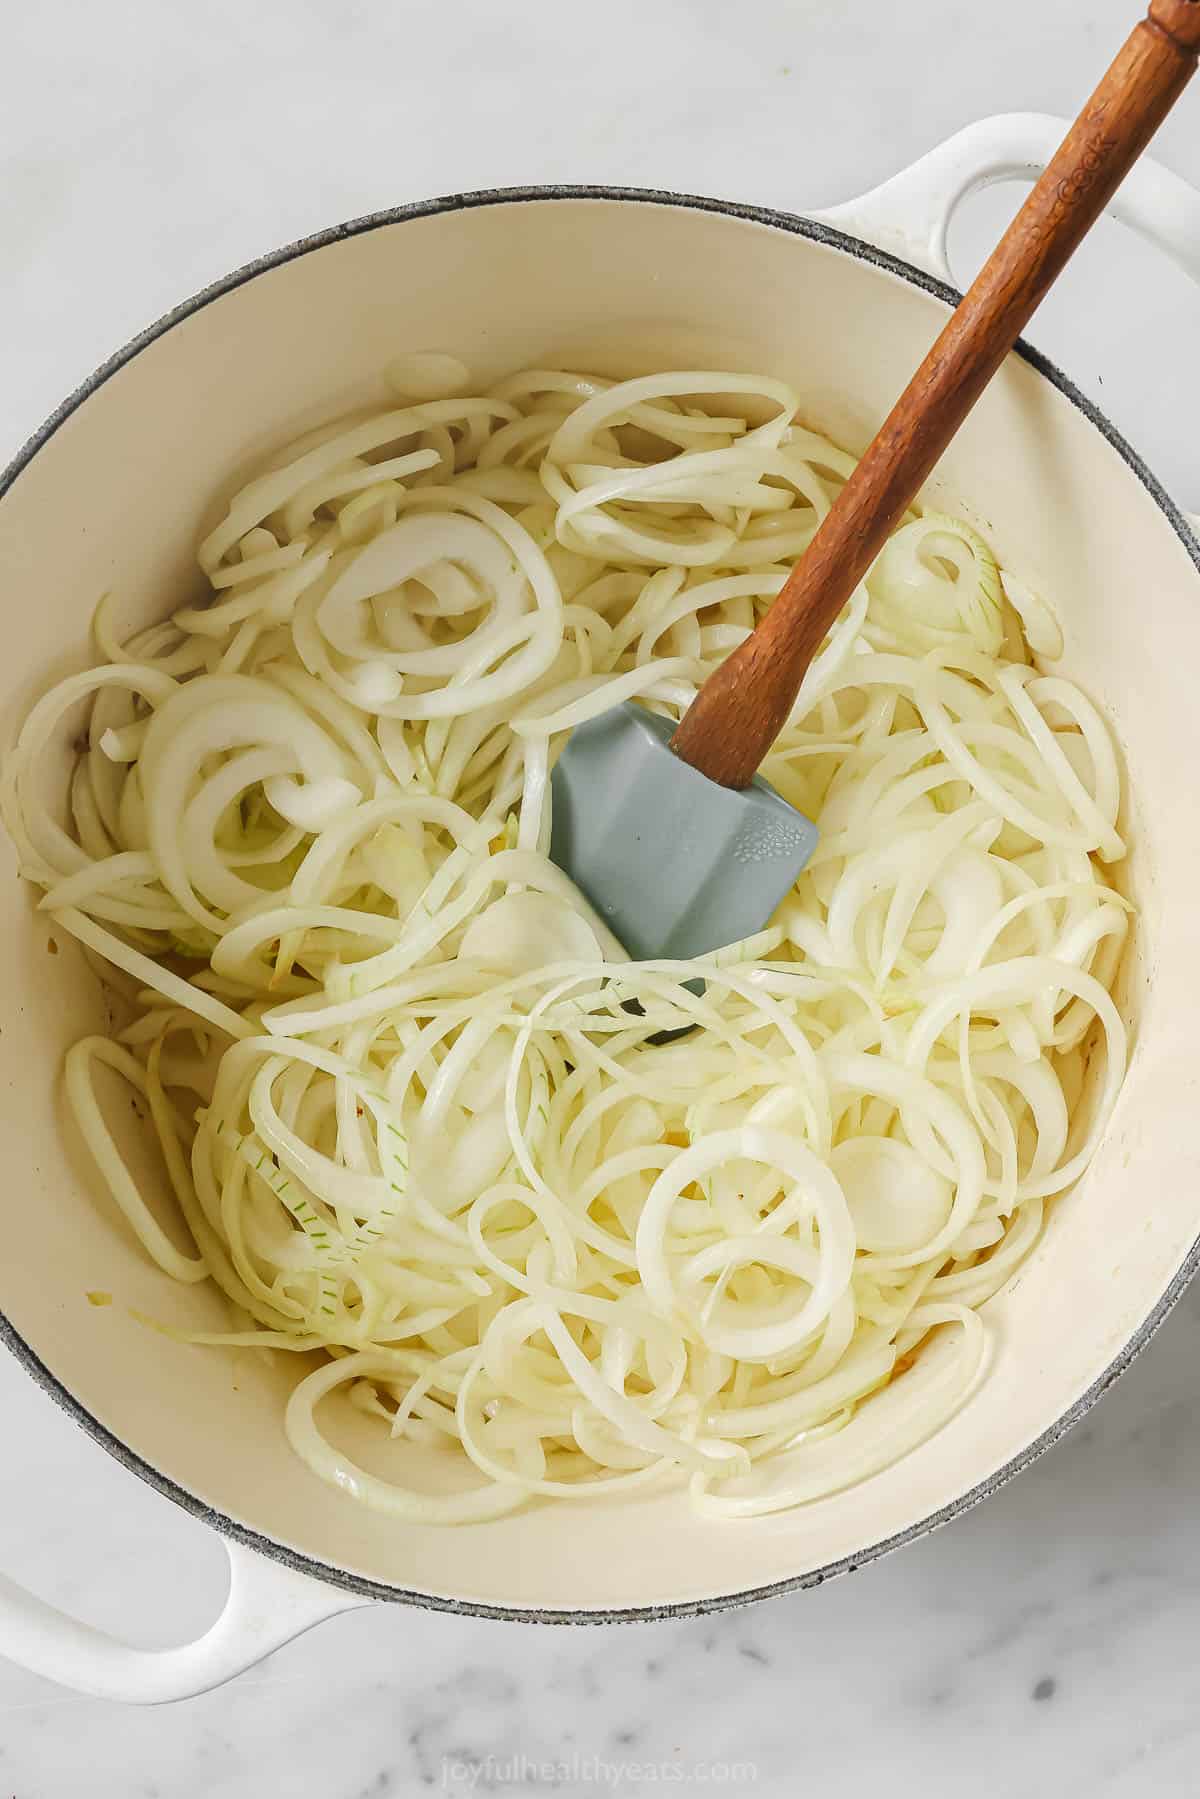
[670,0,1200,789]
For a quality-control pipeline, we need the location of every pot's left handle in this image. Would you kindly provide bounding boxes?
[0,1536,371,1703]
[807,111,1200,287]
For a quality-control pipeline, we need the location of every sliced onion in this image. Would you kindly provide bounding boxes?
[8,360,1128,1530]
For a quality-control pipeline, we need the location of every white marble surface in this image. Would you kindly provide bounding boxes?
[3,0,1200,1791]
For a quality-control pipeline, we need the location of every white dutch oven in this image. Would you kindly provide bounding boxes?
[3,115,1200,1703]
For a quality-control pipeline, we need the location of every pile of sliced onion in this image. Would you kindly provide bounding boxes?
[1,363,1129,1522]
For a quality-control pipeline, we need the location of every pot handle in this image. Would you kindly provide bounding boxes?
[807,111,1200,288]
[0,1535,370,1703]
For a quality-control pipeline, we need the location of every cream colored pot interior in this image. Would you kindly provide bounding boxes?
[1,196,1196,1613]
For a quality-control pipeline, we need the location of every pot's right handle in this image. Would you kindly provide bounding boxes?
[807,111,1200,288]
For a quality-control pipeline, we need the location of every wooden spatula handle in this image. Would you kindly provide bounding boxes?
[671,0,1200,790]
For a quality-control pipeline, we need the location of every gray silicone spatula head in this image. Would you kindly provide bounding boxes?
[548,702,818,962]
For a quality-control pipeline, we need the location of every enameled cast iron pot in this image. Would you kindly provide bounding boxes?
[3,115,1200,1701]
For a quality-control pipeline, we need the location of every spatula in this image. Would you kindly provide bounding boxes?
[550,0,1200,963]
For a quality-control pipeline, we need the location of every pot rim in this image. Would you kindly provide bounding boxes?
[3,181,1198,1623]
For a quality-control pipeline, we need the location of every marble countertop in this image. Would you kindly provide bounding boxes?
[4,1,1200,1792]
